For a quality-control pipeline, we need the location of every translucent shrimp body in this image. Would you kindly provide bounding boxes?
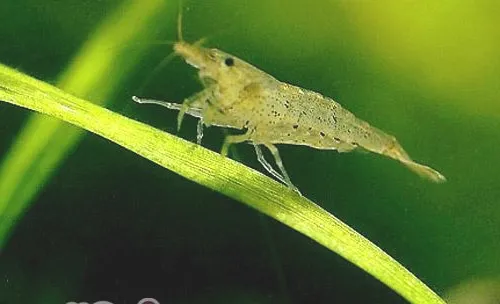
[134,15,445,192]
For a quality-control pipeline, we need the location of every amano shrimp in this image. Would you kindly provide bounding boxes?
[133,11,446,193]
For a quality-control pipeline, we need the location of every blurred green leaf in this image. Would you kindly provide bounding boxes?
[0,0,173,248]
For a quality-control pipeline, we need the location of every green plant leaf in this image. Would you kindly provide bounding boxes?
[0,63,446,304]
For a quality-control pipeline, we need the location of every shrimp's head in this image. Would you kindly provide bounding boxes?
[174,41,268,87]
[173,41,210,70]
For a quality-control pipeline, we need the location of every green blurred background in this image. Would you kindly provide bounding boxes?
[1,0,499,303]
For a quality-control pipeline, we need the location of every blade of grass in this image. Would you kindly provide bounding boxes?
[0,64,446,304]
[0,0,173,248]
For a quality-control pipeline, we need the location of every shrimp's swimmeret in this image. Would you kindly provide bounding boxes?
[133,13,446,193]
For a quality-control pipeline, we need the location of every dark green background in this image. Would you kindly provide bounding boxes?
[1,0,499,303]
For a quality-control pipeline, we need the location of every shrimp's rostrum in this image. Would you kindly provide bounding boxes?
[133,19,446,193]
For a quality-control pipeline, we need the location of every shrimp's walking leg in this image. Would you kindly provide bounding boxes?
[133,95,206,144]
[196,118,204,144]
[264,144,300,194]
[132,88,213,130]
[178,89,213,131]
[220,133,251,157]
[132,96,203,118]
[254,144,288,185]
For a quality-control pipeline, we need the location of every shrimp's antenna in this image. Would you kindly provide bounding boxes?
[137,51,177,93]
[177,0,184,42]
[136,0,208,93]
[104,40,175,52]
[177,0,208,46]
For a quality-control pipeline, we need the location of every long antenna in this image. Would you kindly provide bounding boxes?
[135,1,185,93]
[136,51,177,93]
[177,0,184,41]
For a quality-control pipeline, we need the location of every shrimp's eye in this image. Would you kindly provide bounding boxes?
[224,57,234,67]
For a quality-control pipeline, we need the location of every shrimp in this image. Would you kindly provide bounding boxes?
[133,8,446,193]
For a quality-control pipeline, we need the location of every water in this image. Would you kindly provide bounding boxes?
[1,0,499,303]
